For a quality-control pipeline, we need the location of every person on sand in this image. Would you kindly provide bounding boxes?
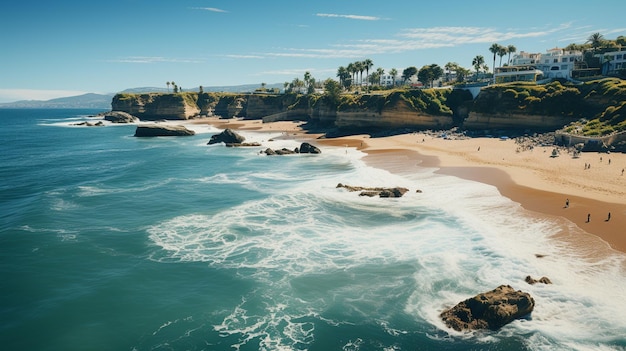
[587,213,591,223]
[565,198,569,208]
[607,212,611,222]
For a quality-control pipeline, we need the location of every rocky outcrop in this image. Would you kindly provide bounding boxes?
[112,93,200,120]
[134,124,196,137]
[207,129,246,145]
[264,148,296,155]
[336,183,409,198]
[73,121,104,127]
[103,111,138,123]
[440,285,534,331]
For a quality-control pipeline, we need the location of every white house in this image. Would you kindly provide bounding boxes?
[495,47,584,82]
[595,49,626,75]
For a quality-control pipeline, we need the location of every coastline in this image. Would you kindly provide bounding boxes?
[194,117,626,255]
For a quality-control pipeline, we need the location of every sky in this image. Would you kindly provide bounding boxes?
[1,0,625,103]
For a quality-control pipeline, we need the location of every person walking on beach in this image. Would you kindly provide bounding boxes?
[565,198,569,208]
[587,213,591,223]
[607,212,611,222]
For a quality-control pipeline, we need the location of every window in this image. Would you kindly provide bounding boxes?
[617,54,623,60]
[553,58,558,63]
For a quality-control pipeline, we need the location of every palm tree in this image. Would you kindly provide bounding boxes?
[304,71,312,90]
[376,67,385,87]
[587,32,605,55]
[166,81,170,93]
[389,68,398,87]
[507,45,517,65]
[489,43,501,82]
[347,63,356,88]
[444,62,457,82]
[363,59,373,91]
[337,66,349,88]
[472,55,485,80]
[355,61,365,88]
[498,46,507,67]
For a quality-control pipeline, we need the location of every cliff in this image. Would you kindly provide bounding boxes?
[109,78,626,136]
[112,93,200,120]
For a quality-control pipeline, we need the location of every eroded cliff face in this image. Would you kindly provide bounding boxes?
[334,98,455,130]
[463,112,578,131]
[112,93,200,120]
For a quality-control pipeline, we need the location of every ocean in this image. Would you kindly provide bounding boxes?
[1,108,625,351]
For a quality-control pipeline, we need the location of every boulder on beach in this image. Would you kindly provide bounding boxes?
[208,128,246,145]
[298,142,321,154]
[440,285,535,331]
[134,124,196,137]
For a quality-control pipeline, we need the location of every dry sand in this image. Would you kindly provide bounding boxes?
[194,117,626,254]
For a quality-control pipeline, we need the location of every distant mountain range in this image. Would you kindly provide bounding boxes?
[0,83,284,109]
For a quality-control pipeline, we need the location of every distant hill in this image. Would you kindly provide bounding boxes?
[0,83,284,109]
[0,93,114,109]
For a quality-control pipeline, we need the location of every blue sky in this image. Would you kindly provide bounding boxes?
[1,0,625,102]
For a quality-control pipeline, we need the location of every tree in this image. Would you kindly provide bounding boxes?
[166,81,170,93]
[587,32,605,55]
[363,59,373,91]
[355,61,365,87]
[402,66,418,84]
[375,67,385,87]
[498,46,508,67]
[323,78,342,107]
[444,62,458,82]
[304,71,312,90]
[337,66,351,89]
[507,45,517,65]
[347,62,356,88]
[456,66,470,82]
[472,55,484,80]
[199,85,204,94]
[418,64,443,88]
[489,43,501,82]
[389,68,398,87]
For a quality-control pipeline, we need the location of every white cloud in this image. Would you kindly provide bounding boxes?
[191,7,227,13]
[316,13,381,21]
[223,54,265,59]
[0,89,89,103]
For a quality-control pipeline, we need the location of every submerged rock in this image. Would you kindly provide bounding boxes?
[525,275,552,285]
[440,285,534,331]
[134,124,195,137]
[336,183,409,198]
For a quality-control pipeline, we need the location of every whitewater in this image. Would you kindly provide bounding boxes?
[1,109,625,351]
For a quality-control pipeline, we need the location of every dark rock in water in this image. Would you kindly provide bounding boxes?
[262,147,297,155]
[134,124,195,137]
[298,142,321,154]
[336,183,409,198]
[103,111,138,123]
[208,128,245,145]
[525,275,552,285]
[440,285,534,331]
[73,121,104,127]
[225,142,262,147]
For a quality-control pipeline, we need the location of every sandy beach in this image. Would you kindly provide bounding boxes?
[195,117,626,254]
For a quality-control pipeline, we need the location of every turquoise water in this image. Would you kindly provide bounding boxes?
[1,109,625,351]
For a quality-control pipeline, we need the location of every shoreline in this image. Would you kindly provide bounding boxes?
[193,117,626,255]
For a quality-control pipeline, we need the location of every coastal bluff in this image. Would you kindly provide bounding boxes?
[110,78,625,136]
